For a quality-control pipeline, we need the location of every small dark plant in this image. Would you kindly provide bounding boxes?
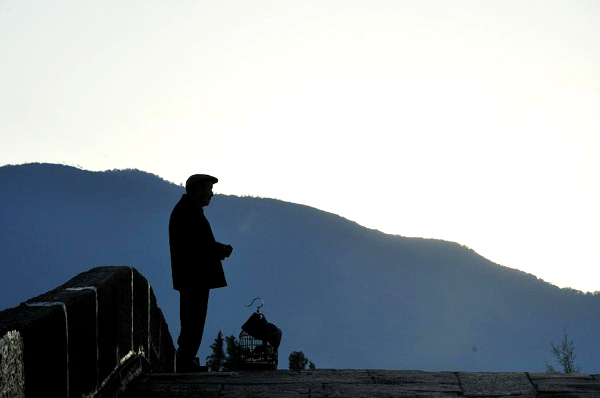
[207,332,243,371]
[289,351,316,370]
[545,328,581,373]
[223,334,243,371]
[206,330,225,371]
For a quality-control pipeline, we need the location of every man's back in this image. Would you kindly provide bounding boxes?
[169,193,227,291]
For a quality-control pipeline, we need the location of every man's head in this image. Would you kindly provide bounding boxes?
[186,174,218,207]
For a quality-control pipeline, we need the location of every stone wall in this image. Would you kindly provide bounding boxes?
[0,266,175,398]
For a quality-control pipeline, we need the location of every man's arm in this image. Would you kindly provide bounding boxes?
[221,243,233,259]
[211,242,233,260]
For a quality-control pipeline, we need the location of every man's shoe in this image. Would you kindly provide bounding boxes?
[177,359,208,373]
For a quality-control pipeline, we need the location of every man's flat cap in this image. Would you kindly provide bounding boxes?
[186,174,218,191]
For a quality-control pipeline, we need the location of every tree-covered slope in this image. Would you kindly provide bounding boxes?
[1,163,598,371]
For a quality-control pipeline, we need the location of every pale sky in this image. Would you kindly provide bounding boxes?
[2,1,599,292]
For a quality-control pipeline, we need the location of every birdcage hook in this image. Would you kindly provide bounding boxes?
[245,298,264,313]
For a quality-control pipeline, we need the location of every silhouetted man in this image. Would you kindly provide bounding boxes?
[169,174,233,372]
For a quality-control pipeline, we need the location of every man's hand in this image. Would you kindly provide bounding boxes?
[222,244,233,258]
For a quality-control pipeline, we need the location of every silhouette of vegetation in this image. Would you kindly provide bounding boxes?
[224,334,243,371]
[206,330,225,371]
[545,328,581,373]
[289,351,315,370]
[206,332,243,371]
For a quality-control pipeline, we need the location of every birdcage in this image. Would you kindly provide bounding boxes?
[239,298,280,370]
[238,330,278,370]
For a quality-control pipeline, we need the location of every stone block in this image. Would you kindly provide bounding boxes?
[0,330,24,398]
[148,291,175,373]
[319,383,461,397]
[0,304,68,397]
[529,372,600,394]
[95,267,133,382]
[159,313,175,373]
[53,288,97,398]
[458,372,536,397]
[121,374,222,398]
[369,370,461,393]
[132,268,149,359]
[221,383,313,397]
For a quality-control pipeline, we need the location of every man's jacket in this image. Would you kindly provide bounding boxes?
[169,193,227,291]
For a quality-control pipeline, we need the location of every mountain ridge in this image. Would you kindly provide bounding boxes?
[1,162,598,372]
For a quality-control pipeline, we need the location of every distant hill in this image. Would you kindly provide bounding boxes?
[1,163,599,372]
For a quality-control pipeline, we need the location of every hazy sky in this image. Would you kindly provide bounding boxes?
[2,1,599,292]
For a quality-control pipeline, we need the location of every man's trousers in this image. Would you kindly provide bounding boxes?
[177,289,210,362]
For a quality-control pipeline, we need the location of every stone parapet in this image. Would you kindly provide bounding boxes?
[0,266,174,398]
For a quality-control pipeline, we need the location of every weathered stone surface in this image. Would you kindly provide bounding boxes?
[319,384,461,397]
[142,370,372,386]
[456,395,538,398]
[66,265,133,382]
[95,354,146,398]
[53,287,98,397]
[529,372,600,394]
[2,304,69,398]
[122,370,600,398]
[121,371,465,398]
[537,395,600,398]
[0,266,174,398]
[529,373,594,380]
[0,330,24,398]
[459,372,536,396]
[123,375,222,398]
[299,369,374,385]
[133,268,149,360]
[221,383,314,397]
[369,370,461,392]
